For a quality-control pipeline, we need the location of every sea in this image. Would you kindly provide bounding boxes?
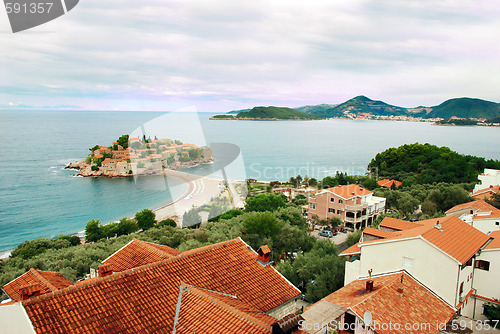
[0,110,499,253]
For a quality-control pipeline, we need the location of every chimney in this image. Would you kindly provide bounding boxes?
[434,220,444,232]
[19,284,42,300]
[257,245,271,265]
[396,273,405,296]
[366,280,374,292]
[98,263,113,277]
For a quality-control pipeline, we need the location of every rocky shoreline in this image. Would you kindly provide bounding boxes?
[65,158,213,178]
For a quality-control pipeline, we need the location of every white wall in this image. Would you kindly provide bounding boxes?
[474,249,500,300]
[357,238,461,306]
[472,218,500,234]
[0,302,36,334]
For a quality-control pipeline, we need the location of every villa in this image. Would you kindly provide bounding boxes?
[304,184,386,229]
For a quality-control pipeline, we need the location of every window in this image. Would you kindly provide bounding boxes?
[328,208,334,213]
[339,199,343,204]
[337,209,342,214]
[459,282,464,295]
[403,257,413,271]
[496,221,499,226]
[330,198,335,203]
[475,260,490,271]
[309,203,316,210]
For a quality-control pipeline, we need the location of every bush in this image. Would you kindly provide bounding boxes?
[158,219,177,228]
[345,230,362,248]
[85,219,104,243]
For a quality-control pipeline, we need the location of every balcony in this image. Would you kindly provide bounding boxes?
[344,216,362,223]
[345,203,368,211]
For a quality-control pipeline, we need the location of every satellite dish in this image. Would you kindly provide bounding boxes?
[363,310,373,327]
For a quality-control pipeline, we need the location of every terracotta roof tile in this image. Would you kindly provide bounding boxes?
[485,230,500,250]
[472,185,500,197]
[319,272,455,334]
[339,242,361,257]
[377,179,402,188]
[21,238,301,333]
[3,269,72,302]
[362,227,394,239]
[446,199,500,219]
[352,216,491,264]
[312,184,372,199]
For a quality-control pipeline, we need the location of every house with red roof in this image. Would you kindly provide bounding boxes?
[0,238,305,333]
[300,271,456,334]
[376,179,402,188]
[305,184,386,229]
[339,215,494,318]
[446,199,500,234]
[473,168,500,193]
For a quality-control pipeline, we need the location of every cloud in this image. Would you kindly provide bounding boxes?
[0,0,499,110]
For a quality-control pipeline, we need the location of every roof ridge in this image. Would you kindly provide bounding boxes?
[29,268,58,291]
[22,238,244,306]
[188,285,273,331]
[101,238,136,264]
[134,239,177,258]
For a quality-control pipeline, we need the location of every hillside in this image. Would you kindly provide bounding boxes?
[213,106,322,120]
[309,95,408,118]
[226,108,251,114]
[295,104,337,114]
[424,98,500,119]
[368,143,500,184]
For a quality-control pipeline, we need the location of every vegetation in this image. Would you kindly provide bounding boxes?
[425,97,500,119]
[245,193,287,212]
[135,209,156,230]
[369,143,500,184]
[345,230,362,248]
[227,106,322,120]
[310,95,408,118]
[484,301,500,322]
[436,119,478,126]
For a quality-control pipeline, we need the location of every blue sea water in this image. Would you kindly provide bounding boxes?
[0,110,499,252]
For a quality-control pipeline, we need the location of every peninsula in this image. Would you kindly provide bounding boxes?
[210,106,321,120]
[66,135,213,177]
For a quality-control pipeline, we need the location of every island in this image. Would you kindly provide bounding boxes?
[66,135,213,177]
[210,106,322,120]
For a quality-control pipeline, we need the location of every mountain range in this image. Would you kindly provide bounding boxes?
[225,96,500,120]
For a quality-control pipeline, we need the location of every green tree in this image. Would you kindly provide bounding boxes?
[345,230,362,247]
[116,218,139,236]
[242,212,282,250]
[135,209,156,230]
[182,209,202,227]
[85,219,104,243]
[245,193,287,212]
[158,219,177,228]
[117,134,129,149]
[57,235,81,246]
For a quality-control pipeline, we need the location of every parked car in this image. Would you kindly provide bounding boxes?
[319,230,334,238]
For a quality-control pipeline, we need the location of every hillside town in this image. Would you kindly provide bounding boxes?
[1,168,500,333]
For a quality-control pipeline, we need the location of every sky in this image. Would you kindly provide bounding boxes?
[0,0,499,112]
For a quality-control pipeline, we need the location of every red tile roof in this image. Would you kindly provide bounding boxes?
[101,238,181,272]
[339,242,361,256]
[362,227,394,239]
[20,238,301,333]
[446,199,500,220]
[318,272,455,334]
[377,179,403,188]
[312,184,372,199]
[3,268,72,302]
[472,185,500,197]
[344,216,491,264]
[379,217,423,231]
[485,230,500,250]
[174,285,276,334]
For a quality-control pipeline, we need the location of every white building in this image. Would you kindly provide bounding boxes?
[340,216,497,318]
[446,199,500,234]
[474,168,500,193]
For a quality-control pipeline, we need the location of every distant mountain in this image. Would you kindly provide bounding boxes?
[235,106,321,120]
[310,95,408,118]
[219,96,500,120]
[295,104,337,114]
[424,98,500,119]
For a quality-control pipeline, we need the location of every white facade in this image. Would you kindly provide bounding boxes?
[474,169,500,192]
[345,237,472,307]
[0,302,36,334]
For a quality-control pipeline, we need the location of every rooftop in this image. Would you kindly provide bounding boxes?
[14,238,301,333]
[312,184,373,199]
[3,268,73,302]
[341,216,491,263]
[101,238,181,272]
[446,199,500,220]
[304,271,455,334]
[377,179,402,188]
[485,230,500,250]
